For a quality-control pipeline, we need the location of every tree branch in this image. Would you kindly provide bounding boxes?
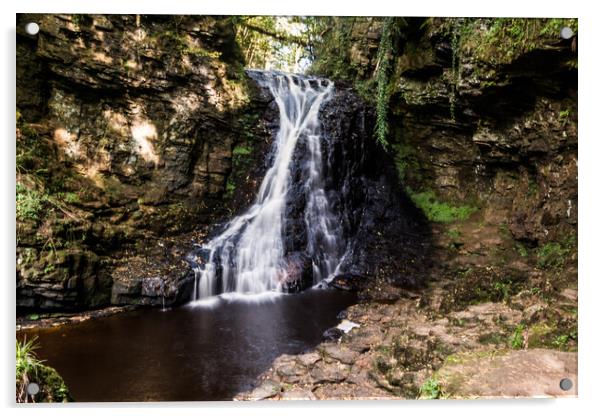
[240,22,309,47]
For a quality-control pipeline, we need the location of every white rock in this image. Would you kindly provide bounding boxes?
[337,319,360,333]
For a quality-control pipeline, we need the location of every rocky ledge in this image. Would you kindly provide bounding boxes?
[239,281,577,400]
[237,211,577,400]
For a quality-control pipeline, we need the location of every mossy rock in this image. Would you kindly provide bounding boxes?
[17,363,72,402]
[527,323,556,348]
[525,319,577,352]
[440,267,528,312]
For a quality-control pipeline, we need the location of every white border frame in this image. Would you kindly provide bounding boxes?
[3,1,599,415]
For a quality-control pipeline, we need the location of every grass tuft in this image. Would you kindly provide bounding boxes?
[419,377,442,399]
[16,336,45,402]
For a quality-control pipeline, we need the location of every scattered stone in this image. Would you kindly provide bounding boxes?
[275,362,307,383]
[321,343,360,365]
[280,387,316,400]
[346,355,373,385]
[322,327,344,342]
[345,326,382,352]
[310,361,350,384]
[313,383,390,400]
[248,380,281,401]
[274,355,307,383]
[297,352,321,367]
[451,302,522,326]
[524,303,547,323]
[16,305,136,330]
[337,319,360,333]
[560,288,578,302]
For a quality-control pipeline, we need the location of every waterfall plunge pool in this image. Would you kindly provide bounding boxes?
[17,288,356,402]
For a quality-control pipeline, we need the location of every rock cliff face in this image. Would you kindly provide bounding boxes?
[16,16,578,314]
[393,22,577,248]
[311,17,577,276]
[317,87,432,287]
[16,14,272,310]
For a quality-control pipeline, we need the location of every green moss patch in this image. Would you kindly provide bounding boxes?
[536,236,576,270]
[407,189,477,223]
[459,18,578,65]
[525,320,577,352]
[440,267,528,312]
[232,145,252,156]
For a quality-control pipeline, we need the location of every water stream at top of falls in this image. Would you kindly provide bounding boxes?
[190,70,345,301]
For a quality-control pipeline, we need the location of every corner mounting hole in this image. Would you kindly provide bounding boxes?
[560,27,574,40]
[27,382,40,396]
[25,22,39,36]
[559,378,573,391]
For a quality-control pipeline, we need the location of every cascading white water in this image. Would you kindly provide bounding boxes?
[191,70,344,301]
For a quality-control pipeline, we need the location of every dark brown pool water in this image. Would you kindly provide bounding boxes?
[18,289,356,402]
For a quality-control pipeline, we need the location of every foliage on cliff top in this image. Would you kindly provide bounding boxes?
[307,17,578,148]
[446,18,578,65]
[233,16,311,72]
[306,17,361,82]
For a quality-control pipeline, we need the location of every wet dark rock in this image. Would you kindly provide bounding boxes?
[322,327,344,342]
[109,238,197,307]
[329,273,368,291]
[17,248,109,311]
[336,310,348,320]
[318,86,433,287]
[111,271,194,307]
[280,252,313,293]
[185,247,211,269]
[246,77,434,293]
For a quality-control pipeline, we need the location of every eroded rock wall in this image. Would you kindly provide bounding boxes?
[394,21,578,246]
[313,17,577,254]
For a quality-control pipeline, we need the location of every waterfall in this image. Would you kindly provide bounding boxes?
[190,70,345,301]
